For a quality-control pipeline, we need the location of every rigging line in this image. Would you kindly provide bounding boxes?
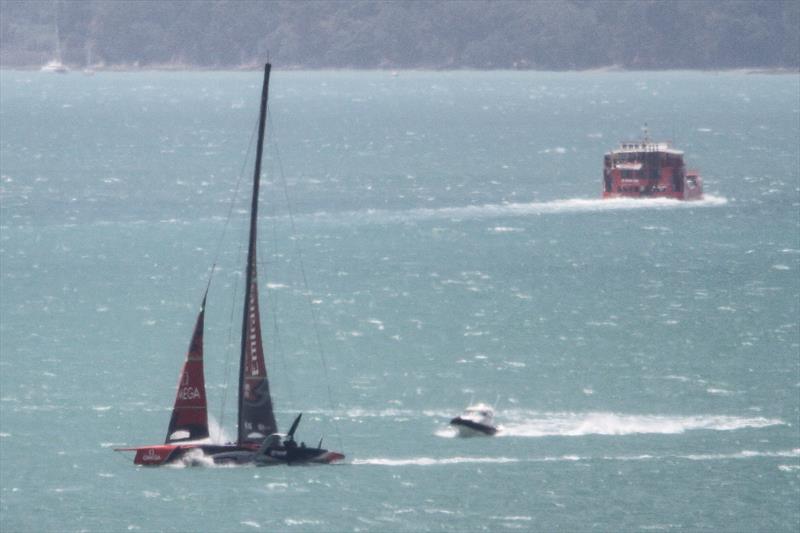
[214,112,261,441]
[206,113,260,289]
[268,281,295,411]
[217,244,243,443]
[264,190,296,410]
[252,158,295,416]
[268,108,345,451]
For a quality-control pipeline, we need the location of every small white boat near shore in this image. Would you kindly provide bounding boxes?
[41,59,69,73]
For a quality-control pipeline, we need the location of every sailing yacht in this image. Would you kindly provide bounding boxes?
[41,1,69,73]
[115,64,344,466]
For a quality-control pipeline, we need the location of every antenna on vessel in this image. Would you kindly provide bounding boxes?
[643,122,650,144]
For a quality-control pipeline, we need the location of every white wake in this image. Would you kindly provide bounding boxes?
[352,449,800,467]
[495,411,782,438]
[352,456,519,466]
[302,195,728,225]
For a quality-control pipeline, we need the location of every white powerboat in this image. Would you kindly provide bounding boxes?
[450,403,498,437]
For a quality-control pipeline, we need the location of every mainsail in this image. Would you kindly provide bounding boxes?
[165,293,209,443]
[237,63,278,448]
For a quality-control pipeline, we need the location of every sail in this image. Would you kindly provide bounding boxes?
[237,63,278,447]
[165,294,209,443]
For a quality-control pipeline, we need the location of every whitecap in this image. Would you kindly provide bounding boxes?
[284,518,322,526]
[352,456,518,466]
[587,320,618,327]
[664,375,691,382]
[423,508,455,515]
[682,449,799,461]
[706,388,734,396]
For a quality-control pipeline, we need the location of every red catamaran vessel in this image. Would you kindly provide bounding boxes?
[115,64,344,467]
[603,129,702,200]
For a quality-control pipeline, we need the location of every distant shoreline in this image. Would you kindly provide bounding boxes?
[2,64,798,75]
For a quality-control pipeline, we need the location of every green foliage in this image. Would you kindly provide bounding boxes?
[1,0,797,69]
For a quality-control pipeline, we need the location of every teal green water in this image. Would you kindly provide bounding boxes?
[1,70,798,532]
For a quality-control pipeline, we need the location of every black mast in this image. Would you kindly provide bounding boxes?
[237,63,273,446]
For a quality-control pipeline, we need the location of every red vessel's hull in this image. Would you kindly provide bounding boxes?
[602,139,702,200]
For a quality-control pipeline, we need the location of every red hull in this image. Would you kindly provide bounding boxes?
[115,444,240,466]
[115,444,345,466]
[603,139,702,200]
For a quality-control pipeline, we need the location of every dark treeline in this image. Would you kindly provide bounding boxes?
[1,0,798,70]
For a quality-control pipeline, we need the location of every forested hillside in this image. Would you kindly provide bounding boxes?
[1,0,798,70]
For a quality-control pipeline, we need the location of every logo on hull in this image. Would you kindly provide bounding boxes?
[142,449,162,462]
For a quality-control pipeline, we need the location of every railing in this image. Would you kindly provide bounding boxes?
[618,142,670,152]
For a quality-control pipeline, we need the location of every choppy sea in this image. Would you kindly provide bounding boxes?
[1,69,798,532]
